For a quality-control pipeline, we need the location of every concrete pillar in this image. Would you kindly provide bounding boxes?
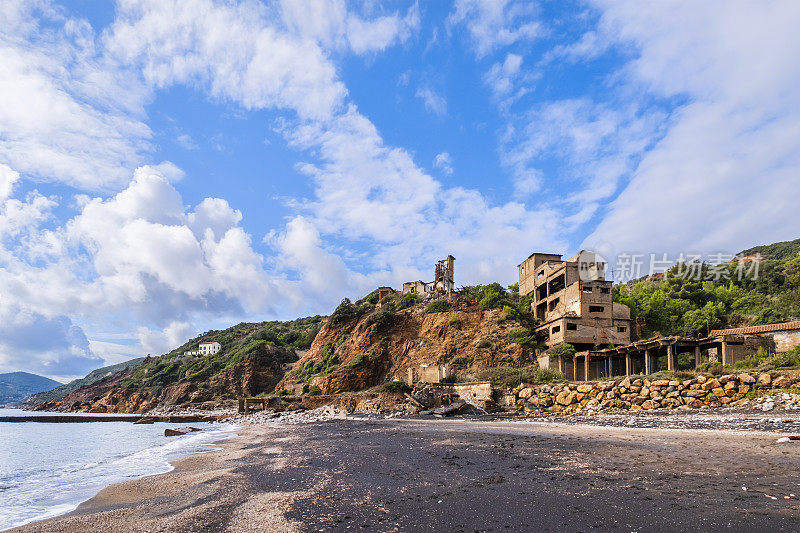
[721,340,729,366]
[645,349,651,375]
[584,355,590,381]
[694,345,701,367]
[667,344,675,371]
[625,352,632,376]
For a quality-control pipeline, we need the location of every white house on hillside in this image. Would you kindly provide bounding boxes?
[199,341,221,355]
[184,341,221,357]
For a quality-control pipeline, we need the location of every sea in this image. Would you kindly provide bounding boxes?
[0,408,237,531]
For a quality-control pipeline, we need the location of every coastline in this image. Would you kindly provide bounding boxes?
[2,419,238,532]
[12,415,800,532]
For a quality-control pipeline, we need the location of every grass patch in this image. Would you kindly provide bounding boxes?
[426,299,451,313]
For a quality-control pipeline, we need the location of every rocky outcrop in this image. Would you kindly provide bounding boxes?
[277,296,531,394]
[506,371,800,415]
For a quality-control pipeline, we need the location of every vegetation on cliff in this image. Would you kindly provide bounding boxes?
[24,358,144,406]
[277,284,544,395]
[614,239,800,337]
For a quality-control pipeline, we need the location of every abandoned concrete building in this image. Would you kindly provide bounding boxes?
[518,250,632,351]
[402,255,456,297]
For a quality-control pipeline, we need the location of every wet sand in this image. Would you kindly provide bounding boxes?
[13,417,800,532]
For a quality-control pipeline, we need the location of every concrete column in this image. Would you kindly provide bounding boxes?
[644,349,651,375]
[721,340,729,366]
[667,344,675,371]
[625,352,632,376]
[694,346,702,367]
[584,355,590,381]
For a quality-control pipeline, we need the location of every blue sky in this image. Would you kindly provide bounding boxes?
[1,0,799,380]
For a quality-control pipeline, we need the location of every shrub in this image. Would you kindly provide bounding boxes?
[508,327,536,346]
[441,374,458,383]
[769,351,800,369]
[329,298,366,326]
[477,366,530,388]
[345,353,367,369]
[396,293,419,310]
[530,367,565,383]
[274,389,290,396]
[426,299,451,313]
[383,380,411,393]
[476,365,565,387]
[448,312,462,328]
[475,338,492,349]
[306,385,321,396]
[452,356,474,366]
[547,343,576,359]
[676,352,695,370]
[365,302,396,330]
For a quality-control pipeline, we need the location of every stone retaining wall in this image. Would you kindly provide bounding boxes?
[505,372,800,415]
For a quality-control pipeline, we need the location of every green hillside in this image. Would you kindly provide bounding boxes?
[0,372,62,405]
[119,316,322,394]
[24,358,145,406]
[614,238,800,338]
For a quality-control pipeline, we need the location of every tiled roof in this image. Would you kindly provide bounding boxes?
[709,321,800,336]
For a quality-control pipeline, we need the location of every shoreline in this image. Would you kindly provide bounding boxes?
[13,414,800,532]
[3,421,238,532]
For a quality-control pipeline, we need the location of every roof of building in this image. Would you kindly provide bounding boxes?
[199,341,220,346]
[709,321,800,336]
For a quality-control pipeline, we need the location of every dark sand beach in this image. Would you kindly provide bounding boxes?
[13,417,800,532]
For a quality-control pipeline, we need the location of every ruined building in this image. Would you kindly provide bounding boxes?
[518,250,632,351]
[402,255,455,297]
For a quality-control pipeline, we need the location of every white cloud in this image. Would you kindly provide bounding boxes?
[176,133,199,150]
[0,3,151,190]
[448,0,542,57]
[502,98,664,225]
[484,53,523,100]
[0,163,20,201]
[279,0,419,55]
[415,87,447,116]
[581,0,800,257]
[433,152,454,176]
[137,321,193,355]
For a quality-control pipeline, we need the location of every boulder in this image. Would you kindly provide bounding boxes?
[652,379,670,387]
[619,377,632,388]
[773,376,792,389]
[556,391,576,406]
[577,384,594,393]
[739,373,756,384]
[641,400,656,410]
[519,387,534,399]
[702,379,721,391]
[758,373,772,385]
[738,384,751,394]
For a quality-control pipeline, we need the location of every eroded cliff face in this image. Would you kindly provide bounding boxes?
[277,297,532,395]
[36,344,297,413]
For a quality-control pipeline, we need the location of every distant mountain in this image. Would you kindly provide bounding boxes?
[24,358,145,407]
[0,372,62,406]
